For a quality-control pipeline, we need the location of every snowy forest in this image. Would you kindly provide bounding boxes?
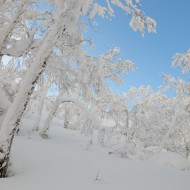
[0,0,190,189]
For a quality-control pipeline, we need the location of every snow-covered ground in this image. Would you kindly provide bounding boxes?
[0,118,190,190]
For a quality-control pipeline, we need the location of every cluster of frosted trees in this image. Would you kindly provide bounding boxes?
[0,0,189,177]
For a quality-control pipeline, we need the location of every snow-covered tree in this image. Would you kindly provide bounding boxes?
[0,0,156,177]
[39,47,135,139]
[173,49,190,73]
[160,74,190,158]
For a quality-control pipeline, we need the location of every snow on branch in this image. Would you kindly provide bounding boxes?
[172,49,190,73]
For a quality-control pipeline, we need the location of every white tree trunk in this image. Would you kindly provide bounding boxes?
[0,20,58,177]
[0,89,11,128]
[32,87,47,131]
[40,92,64,139]
[158,116,176,153]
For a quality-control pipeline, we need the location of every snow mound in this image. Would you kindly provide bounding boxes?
[154,152,189,170]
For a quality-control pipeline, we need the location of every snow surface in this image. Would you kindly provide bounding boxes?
[0,117,190,190]
[152,152,189,170]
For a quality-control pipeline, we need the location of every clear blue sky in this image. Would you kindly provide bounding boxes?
[84,0,190,93]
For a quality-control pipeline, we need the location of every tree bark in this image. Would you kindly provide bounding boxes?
[63,106,69,129]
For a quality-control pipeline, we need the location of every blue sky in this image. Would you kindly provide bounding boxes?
[84,0,190,93]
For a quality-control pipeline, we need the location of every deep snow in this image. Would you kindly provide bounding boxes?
[0,117,190,190]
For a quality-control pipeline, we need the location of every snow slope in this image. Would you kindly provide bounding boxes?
[0,120,190,190]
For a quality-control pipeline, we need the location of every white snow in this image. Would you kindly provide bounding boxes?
[0,116,190,190]
[152,152,189,171]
